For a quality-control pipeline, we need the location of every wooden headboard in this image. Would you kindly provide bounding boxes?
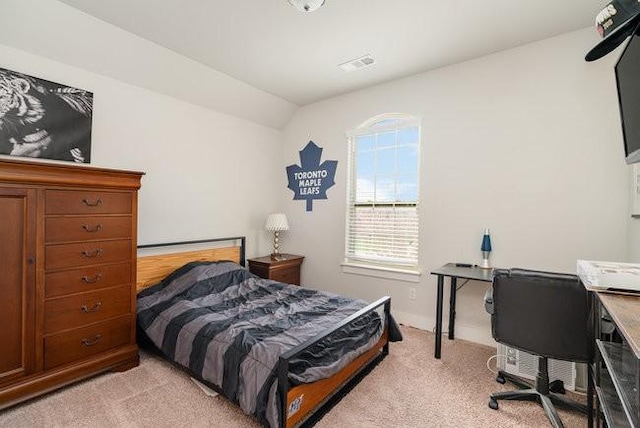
[136,237,245,291]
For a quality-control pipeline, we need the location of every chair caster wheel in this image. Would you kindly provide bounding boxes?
[495,374,506,384]
[488,398,499,410]
[549,380,565,394]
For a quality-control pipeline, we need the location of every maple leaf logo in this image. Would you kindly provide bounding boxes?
[286,141,338,211]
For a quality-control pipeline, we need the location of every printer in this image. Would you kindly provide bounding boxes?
[577,260,640,292]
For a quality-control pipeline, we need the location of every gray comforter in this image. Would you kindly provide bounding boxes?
[137,261,397,427]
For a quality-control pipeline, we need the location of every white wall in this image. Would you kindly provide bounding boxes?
[0,43,282,257]
[281,28,630,345]
[0,0,296,129]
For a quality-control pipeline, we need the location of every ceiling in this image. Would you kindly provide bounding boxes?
[59,0,604,106]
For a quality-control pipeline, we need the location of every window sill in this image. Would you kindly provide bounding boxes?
[341,262,421,283]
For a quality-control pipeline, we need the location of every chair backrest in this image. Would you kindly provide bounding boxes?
[491,268,592,363]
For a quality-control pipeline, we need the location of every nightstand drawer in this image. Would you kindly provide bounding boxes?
[270,268,300,285]
[44,316,132,370]
[45,190,132,215]
[45,216,132,243]
[44,285,131,334]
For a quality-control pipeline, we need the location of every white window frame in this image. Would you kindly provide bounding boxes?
[343,113,421,282]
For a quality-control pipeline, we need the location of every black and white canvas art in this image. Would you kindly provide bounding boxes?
[0,67,93,163]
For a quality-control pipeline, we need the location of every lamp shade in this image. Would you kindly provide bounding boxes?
[481,228,492,252]
[287,0,325,12]
[265,213,289,231]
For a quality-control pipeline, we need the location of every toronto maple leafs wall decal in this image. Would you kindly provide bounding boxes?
[286,141,338,211]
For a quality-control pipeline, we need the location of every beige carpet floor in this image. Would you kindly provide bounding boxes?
[0,326,586,427]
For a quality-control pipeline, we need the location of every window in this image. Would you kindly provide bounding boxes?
[345,114,420,273]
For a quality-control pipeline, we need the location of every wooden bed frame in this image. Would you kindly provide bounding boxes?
[136,237,391,428]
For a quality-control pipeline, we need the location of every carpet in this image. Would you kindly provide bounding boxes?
[0,326,586,427]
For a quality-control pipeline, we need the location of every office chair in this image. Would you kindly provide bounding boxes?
[484,268,593,428]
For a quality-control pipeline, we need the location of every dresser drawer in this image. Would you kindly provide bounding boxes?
[45,190,132,215]
[45,216,132,243]
[45,262,131,298]
[44,285,131,334]
[44,316,132,370]
[46,239,131,271]
[270,268,300,285]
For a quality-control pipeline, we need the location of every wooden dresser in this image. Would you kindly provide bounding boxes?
[247,254,304,285]
[0,158,143,410]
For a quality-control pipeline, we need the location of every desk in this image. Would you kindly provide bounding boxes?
[589,290,640,427]
[430,263,494,359]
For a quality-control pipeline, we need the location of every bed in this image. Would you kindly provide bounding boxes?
[135,237,401,427]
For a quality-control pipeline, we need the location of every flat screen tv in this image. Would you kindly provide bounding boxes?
[616,22,640,164]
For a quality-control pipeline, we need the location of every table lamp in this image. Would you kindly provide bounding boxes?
[480,228,492,269]
[265,213,289,260]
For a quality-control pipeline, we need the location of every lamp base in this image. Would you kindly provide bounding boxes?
[479,258,491,269]
[271,231,284,261]
[270,253,287,261]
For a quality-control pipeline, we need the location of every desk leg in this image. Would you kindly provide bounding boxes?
[435,274,444,359]
[448,277,457,340]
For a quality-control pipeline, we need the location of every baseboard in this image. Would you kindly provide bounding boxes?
[391,310,430,331]
[392,310,495,347]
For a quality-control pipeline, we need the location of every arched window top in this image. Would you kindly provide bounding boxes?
[348,113,421,137]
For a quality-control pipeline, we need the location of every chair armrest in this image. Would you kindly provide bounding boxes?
[484,288,494,315]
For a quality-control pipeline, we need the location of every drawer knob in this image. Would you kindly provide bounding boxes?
[82,224,103,233]
[81,334,102,347]
[82,198,102,207]
[81,273,102,284]
[81,301,102,313]
[81,249,103,258]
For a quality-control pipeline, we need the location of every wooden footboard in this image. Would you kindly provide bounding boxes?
[278,296,391,428]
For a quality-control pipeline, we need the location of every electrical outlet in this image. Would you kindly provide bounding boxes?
[408,287,416,300]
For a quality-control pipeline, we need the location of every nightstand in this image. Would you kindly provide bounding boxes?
[247,254,304,285]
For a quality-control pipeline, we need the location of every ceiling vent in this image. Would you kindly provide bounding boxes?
[339,54,376,72]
